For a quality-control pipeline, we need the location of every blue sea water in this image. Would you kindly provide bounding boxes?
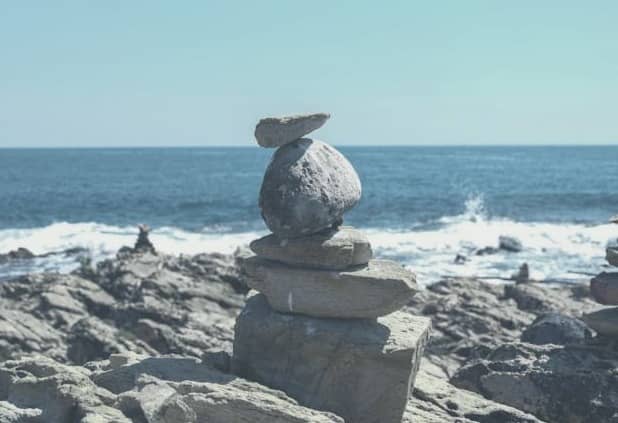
[1,146,618,283]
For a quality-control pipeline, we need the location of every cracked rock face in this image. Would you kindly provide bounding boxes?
[259,139,361,238]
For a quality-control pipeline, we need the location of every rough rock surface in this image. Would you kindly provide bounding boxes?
[242,257,418,318]
[259,139,361,238]
[0,249,246,363]
[254,112,330,148]
[590,272,618,305]
[607,247,618,267]
[582,307,618,337]
[520,312,592,345]
[499,236,523,252]
[452,342,618,423]
[249,226,372,270]
[405,362,543,423]
[1,244,616,423]
[233,293,431,423]
[94,356,343,423]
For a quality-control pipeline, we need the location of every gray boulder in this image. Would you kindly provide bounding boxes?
[581,307,618,337]
[254,113,330,148]
[242,257,418,318]
[249,226,372,270]
[520,312,592,345]
[499,236,523,253]
[232,293,431,423]
[590,272,618,305]
[452,342,618,423]
[259,139,361,238]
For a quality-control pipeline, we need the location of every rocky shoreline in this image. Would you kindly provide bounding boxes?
[0,241,615,422]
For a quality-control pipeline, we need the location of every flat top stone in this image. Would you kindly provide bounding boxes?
[259,139,362,238]
[242,257,418,318]
[249,226,372,270]
[255,113,330,148]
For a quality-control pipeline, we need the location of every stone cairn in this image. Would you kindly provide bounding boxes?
[583,214,618,339]
[231,113,431,423]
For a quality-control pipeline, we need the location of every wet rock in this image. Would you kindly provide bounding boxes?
[250,226,372,270]
[581,307,618,338]
[452,342,618,423]
[476,246,499,256]
[499,236,523,253]
[134,224,156,254]
[607,247,618,267]
[0,248,35,263]
[254,113,330,148]
[232,293,431,423]
[259,139,361,238]
[513,263,530,284]
[520,312,592,345]
[242,257,418,318]
[591,272,618,305]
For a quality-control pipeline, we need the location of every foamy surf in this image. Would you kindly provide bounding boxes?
[1,208,617,284]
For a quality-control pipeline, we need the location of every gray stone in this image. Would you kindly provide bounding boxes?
[232,293,431,423]
[590,272,618,305]
[249,226,372,270]
[606,247,618,267]
[499,236,523,252]
[259,139,361,238]
[520,312,592,345]
[452,342,618,423]
[254,113,330,148]
[242,257,418,318]
[95,357,343,423]
[581,307,618,337]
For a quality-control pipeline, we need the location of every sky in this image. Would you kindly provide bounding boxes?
[0,1,617,147]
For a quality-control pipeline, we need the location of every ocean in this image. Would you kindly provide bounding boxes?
[1,146,618,284]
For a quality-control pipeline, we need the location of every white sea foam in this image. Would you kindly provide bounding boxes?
[1,206,617,284]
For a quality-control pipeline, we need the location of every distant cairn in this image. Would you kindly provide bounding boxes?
[582,216,618,338]
[232,113,431,423]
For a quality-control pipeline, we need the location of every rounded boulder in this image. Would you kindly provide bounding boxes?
[259,139,361,238]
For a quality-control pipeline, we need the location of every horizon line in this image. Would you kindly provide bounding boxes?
[1,143,618,149]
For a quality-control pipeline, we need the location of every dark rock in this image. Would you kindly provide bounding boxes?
[134,224,156,254]
[499,236,523,253]
[607,247,618,267]
[581,307,618,338]
[590,272,618,305]
[521,312,592,345]
[452,342,618,423]
[259,139,361,238]
[0,248,35,263]
[513,263,530,284]
[476,246,499,256]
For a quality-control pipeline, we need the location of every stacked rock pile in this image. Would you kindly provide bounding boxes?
[582,216,618,338]
[232,113,431,423]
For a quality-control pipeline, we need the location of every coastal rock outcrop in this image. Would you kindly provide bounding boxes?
[259,138,361,238]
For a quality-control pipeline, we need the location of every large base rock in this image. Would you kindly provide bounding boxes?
[242,257,418,318]
[232,294,431,423]
[582,307,618,337]
[591,272,618,305]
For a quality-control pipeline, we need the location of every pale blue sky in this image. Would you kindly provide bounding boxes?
[1,1,616,147]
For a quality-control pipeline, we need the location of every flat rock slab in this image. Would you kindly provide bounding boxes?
[581,307,618,337]
[249,226,372,270]
[606,247,618,267]
[242,257,418,318]
[590,272,618,305]
[259,139,361,238]
[255,113,330,148]
[232,293,431,423]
